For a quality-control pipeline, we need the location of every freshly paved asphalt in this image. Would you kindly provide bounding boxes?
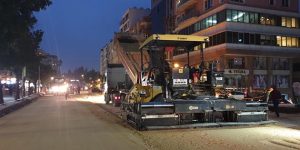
[0,96,148,150]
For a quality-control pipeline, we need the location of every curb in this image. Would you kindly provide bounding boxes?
[0,94,40,118]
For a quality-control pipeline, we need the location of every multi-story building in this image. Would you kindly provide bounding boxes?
[132,16,152,37]
[101,7,151,77]
[151,0,176,34]
[174,0,300,99]
[120,7,151,33]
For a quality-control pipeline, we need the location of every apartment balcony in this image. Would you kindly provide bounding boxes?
[176,10,199,27]
[176,0,197,14]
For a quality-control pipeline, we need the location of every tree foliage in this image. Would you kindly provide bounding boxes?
[0,0,52,68]
[0,0,52,101]
[65,67,100,84]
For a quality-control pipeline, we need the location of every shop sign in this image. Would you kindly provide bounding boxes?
[224,69,249,75]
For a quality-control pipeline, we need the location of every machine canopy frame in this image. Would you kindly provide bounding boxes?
[139,34,209,50]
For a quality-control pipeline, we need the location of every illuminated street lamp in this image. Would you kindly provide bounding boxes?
[50,77,54,80]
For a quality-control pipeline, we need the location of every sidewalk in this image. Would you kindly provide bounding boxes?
[0,94,40,117]
[3,96,16,104]
[269,103,300,113]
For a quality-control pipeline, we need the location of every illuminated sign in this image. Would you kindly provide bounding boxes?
[224,69,249,75]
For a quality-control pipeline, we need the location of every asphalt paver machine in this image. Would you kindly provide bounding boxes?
[121,34,268,130]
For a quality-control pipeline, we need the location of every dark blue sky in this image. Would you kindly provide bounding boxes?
[35,0,150,72]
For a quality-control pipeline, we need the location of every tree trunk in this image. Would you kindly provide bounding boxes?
[0,83,4,104]
[15,77,20,100]
[22,77,26,97]
[34,82,37,94]
[14,68,21,100]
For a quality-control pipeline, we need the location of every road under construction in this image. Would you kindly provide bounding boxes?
[108,33,270,130]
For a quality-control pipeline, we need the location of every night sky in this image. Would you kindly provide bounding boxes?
[35,0,150,72]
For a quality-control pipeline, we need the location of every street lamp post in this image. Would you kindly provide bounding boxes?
[37,65,41,94]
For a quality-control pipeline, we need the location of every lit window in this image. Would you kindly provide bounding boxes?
[282,36,287,47]
[291,37,298,47]
[287,37,292,47]
[281,17,286,26]
[276,36,282,46]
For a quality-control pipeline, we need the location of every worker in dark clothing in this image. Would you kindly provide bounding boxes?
[269,85,281,117]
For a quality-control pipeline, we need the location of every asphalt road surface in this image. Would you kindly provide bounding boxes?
[0,96,148,150]
[1,94,300,150]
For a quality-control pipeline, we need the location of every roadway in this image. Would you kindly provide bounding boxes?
[1,94,300,150]
[0,95,148,150]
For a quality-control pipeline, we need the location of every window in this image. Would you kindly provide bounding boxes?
[244,33,249,44]
[273,75,289,88]
[226,31,233,43]
[232,32,238,43]
[217,10,226,22]
[205,0,213,10]
[226,10,232,21]
[291,37,298,47]
[228,57,245,69]
[294,63,300,71]
[260,14,275,25]
[281,17,299,28]
[269,0,275,5]
[244,12,249,23]
[282,36,287,46]
[232,10,238,22]
[237,11,245,22]
[238,33,244,43]
[249,34,255,44]
[273,58,289,70]
[253,75,267,89]
[260,35,275,45]
[282,0,289,7]
[253,57,267,70]
[208,32,226,47]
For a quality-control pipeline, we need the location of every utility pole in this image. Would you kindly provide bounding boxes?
[37,65,41,93]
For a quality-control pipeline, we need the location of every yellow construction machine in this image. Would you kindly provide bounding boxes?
[120,34,269,130]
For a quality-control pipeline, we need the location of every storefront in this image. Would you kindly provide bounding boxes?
[224,69,249,91]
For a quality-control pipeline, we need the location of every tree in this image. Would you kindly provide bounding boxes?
[0,0,52,102]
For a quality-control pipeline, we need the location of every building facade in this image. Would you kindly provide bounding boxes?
[101,7,151,76]
[174,0,300,99]
[151,0,176,34]
[120,7,151,33]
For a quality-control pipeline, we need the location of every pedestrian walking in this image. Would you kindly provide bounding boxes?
[65,88,69,100]
[269,85,281,117]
